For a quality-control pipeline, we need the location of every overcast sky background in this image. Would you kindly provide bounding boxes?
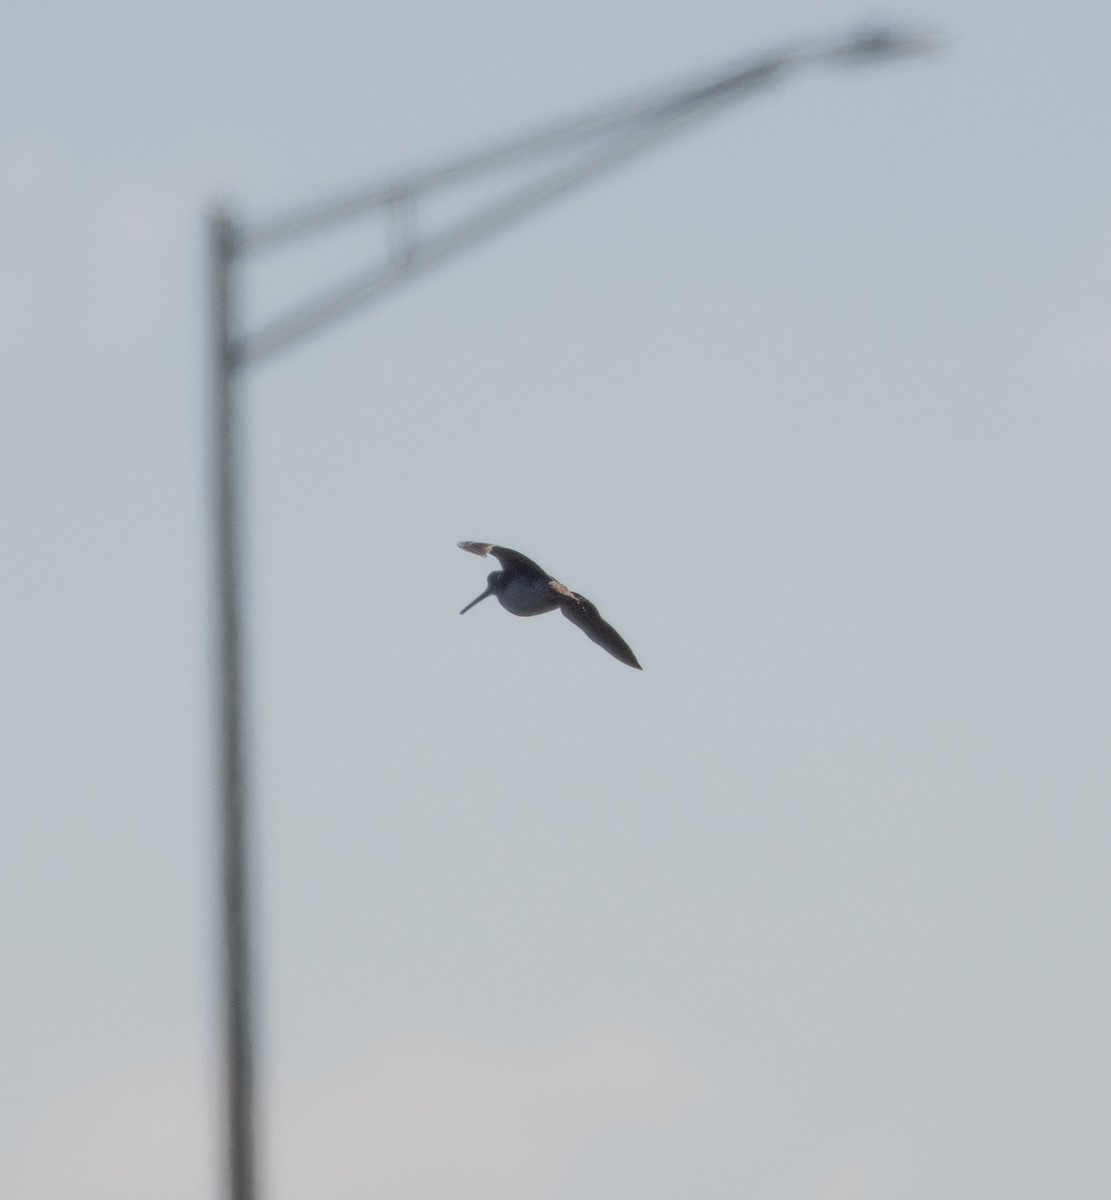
[3,2,1109,1198]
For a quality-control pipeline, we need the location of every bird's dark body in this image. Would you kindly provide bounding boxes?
[457,542,641,669]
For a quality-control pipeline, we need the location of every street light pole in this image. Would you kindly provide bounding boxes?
[206,25,938,1200]
[208,207,256,1200]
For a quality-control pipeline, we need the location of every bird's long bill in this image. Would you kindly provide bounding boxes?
[459,585,495,615]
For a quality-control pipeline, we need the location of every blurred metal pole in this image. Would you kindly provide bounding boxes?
[204,25,938,1200]
[208,207,256,1200]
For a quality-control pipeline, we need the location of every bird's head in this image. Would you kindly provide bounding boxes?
[459,570,504,614]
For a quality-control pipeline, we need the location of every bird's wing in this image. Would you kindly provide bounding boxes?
[457,542,549,579]
[561,593,642,669]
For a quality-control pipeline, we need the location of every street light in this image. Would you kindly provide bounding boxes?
[207,23,938,1200]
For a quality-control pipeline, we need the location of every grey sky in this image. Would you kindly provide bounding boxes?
[2,1,1109,1198]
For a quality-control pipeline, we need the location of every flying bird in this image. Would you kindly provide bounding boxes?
[457,542,642,669]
